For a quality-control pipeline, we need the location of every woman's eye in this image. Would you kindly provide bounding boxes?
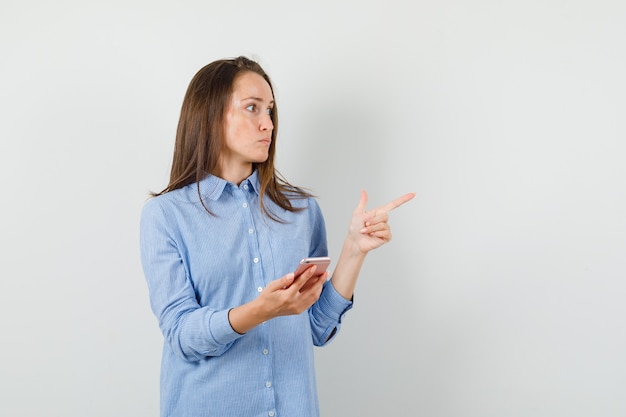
[266,108,273,115]
[246,104,256,112]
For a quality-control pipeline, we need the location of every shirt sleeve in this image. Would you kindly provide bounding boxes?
[305,198,354,345]
[305,197,328,258]
[139,199,243,362]
[309,280,353,346]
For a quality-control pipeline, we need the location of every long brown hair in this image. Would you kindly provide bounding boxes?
[153,56,311,220]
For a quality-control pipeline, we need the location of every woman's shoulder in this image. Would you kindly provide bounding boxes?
[141,184,197,216]
[281,186,318,209]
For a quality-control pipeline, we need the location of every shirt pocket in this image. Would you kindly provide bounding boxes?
[269,237,309,277]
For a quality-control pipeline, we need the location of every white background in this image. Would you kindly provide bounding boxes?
[1,1,625,416]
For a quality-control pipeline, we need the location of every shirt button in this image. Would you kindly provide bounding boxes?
[253,258,259,263]
[265,381,272,388]
[248,228,254,234]
[242,203,248,208]
[257,287,263,293]
[262,349,269,355]
[243,184,249,190]
[268,412,275,417]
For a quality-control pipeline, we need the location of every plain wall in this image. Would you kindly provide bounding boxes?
[1,1,625,416]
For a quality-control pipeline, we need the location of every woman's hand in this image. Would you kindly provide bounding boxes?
[347,190,416,254]
[261,266,328,317]
[329,190,415,300]
[228,266,327,334]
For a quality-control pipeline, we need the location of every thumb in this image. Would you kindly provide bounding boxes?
[273,272,295,290]
[356,189,368,212]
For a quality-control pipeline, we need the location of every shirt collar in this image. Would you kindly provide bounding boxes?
[198,170,261,201]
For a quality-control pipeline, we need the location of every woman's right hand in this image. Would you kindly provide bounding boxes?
[263,266,329,316]
[227,266,328,334]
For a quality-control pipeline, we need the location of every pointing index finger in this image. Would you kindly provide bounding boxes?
[379,192,416,213]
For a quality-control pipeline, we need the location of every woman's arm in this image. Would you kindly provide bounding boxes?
[331,190,416,300]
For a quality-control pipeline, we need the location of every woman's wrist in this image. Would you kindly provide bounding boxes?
[228,299,268,334]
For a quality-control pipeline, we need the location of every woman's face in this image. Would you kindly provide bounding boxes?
[219,71,274,180]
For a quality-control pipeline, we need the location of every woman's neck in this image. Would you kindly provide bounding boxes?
[214,161,253,185]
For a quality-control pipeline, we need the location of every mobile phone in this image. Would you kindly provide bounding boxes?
[294,256,331,278]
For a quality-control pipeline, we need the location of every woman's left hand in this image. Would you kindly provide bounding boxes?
[348,190,415,254]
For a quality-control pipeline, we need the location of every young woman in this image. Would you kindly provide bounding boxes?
[140,56,414,417]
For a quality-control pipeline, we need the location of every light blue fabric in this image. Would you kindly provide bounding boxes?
[140,171,353,417]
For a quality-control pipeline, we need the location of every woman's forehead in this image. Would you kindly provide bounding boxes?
[232,72,273,102]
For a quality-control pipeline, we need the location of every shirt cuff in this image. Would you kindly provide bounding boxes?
[317,280,353,321]
[207,308,243,346]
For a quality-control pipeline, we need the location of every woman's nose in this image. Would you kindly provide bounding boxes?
[260,113,274,131]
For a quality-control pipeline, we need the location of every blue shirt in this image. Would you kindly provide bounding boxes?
[140,171,353,417]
